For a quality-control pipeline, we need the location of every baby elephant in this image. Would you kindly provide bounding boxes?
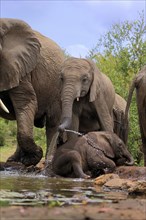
[52,131,134,178]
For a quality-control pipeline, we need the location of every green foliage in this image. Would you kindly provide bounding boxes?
[90,11,146,74]
[0,120,16,147]
[34,127,46,156]
[0,120,6,146]
[89,11,145,165]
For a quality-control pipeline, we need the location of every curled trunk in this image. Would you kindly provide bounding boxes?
[125,154,135,166]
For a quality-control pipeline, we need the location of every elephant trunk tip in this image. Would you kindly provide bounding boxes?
[125,157,135,166]
[58,117,72,133]
[58,124,65,133]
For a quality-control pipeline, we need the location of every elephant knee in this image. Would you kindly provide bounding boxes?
[68,151,82,163]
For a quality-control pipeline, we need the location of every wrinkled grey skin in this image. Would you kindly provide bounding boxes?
[0,18,64,166]
[124,65,146,166]
[113,94,129,143]
[52,131,134,178]
[58,57,115,139]
[58,57,128,143]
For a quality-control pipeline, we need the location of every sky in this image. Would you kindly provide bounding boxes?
[1,0,145,57]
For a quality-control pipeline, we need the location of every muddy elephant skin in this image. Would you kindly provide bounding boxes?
[52,131,134,178]
[0,18,65,166]
[125,65,146,166]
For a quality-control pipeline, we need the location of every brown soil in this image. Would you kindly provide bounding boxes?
[1,198,146,220]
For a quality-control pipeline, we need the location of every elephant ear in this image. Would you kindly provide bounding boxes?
[87,60,114,131]
[88,132,115,158]
[0,18,41,91]
[102,133,115,158]
[87,60,101,102]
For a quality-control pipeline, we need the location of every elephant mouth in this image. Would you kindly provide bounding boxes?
[76,91,87,101]
[80,90,87,97]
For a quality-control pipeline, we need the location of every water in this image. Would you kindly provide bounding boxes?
[0,171,128,206]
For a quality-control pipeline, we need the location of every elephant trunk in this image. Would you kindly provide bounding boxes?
[58,117,72,132]
[125,154,134,166]
[58,83,76,132]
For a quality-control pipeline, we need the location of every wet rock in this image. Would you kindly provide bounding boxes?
[114,166,146,180]
[104,178,135,190]
[94,173,119,185]
[0,161,42,175]
[94,172,146,194]
[0,161,26,171]
[104,178,146,194]
[128,181,146,194]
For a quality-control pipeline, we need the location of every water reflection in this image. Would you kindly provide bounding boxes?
[0,171,132,206]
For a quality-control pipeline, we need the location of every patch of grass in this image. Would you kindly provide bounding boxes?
[0,145,15,162]
[0,200,10,206]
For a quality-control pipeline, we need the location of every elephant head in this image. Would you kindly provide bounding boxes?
[0,18,41,92]
[58,57,115,133]
[102,132,134,166]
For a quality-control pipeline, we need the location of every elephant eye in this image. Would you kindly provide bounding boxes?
[59,74,64,82]
[82,76,89,84]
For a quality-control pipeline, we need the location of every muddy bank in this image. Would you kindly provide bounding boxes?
[1,198,146,220]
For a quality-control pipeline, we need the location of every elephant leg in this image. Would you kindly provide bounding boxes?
[137,93,146,166]
[7,144,21,162]
[113,109,122,138]
[140,127,146,166]
[45,111,61,162]
[53,150,90,178]
[7,80,43,166]
[89,155,116,173]
[114,109,127,144]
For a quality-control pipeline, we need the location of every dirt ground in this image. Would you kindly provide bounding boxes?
[0,198,146,220]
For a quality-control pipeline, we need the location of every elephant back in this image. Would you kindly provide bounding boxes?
[34,31,64,72]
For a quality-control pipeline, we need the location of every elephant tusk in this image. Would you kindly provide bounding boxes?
[0,99,9,113]
[77,97,79,101]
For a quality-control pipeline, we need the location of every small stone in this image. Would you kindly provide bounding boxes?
[94,173,119,186]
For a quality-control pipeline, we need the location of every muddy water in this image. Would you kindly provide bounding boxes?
[0,171,129,206]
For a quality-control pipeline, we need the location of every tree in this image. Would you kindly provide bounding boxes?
[90,11,146,76]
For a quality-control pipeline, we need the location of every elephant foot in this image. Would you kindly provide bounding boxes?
[7,149,22,163]
[7,146,43,166]
[80,173,91,179]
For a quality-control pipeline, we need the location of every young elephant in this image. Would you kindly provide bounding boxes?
[52,131,134,178]
[58,57,128,145]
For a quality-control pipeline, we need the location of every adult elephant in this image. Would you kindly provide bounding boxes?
[58,57,115,138]
[52,131,134,178]
[0,18,64,166]
[124,65,146,166]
